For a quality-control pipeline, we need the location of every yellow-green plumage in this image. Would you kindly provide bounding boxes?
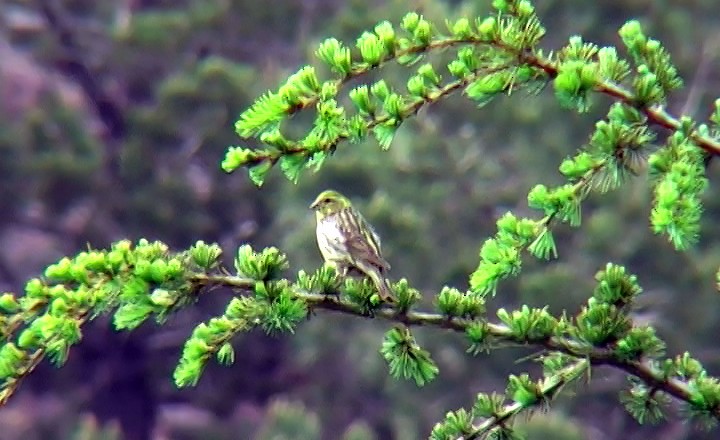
[310,190,394,302]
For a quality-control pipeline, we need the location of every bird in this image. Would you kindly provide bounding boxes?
[310,189,395,303]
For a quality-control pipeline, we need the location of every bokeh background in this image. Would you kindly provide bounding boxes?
[1,0,719,439]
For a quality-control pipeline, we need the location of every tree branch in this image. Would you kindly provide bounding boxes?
[524,49,720,156]
[191,272,718,420]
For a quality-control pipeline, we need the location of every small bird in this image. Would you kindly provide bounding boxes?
[310,189,395,302]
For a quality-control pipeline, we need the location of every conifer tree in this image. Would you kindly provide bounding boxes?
[2,0,720,438]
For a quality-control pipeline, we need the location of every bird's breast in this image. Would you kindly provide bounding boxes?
[316,217,345,245]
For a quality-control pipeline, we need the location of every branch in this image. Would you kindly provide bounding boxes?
[524,50,720,155]
[1,241,718,433]
[224,7,720,188]
[460,359,590,439]
[191,272,718,421]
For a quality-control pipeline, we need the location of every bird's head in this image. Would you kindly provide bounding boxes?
[310,190,351,218]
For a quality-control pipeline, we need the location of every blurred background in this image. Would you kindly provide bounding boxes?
[0,0,719,439]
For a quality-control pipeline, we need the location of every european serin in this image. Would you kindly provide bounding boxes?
[310,190,394,302]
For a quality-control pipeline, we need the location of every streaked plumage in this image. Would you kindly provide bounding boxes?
[310,190,394,302]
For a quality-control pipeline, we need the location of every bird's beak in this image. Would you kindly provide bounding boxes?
[309,198,319,210]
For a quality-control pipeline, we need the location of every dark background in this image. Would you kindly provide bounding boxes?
[1,0,719,439]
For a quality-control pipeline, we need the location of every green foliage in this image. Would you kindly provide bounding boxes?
[189,240,223,270]
[648,128,708,250]
[380,327,439,387]
[3,243,720,435]
[620,379,669,425]
[297,264,344,295]
[234,244,290,281]
[221,4,556,186]
[392,278,423,311]
[174,245,304,387]
[223,0,720,320]
[469,213,539,296]
[497,305,557,341]
[0,238,219,403]
[436,287,486,319]
[431,360,588,439]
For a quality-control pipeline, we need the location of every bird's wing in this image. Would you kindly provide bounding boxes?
[338,208,391,271]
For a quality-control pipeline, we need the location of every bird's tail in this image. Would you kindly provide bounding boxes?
[369,270,395,303]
